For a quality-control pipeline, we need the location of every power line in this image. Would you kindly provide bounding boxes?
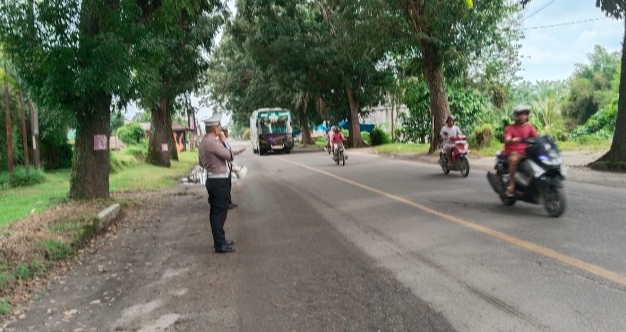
[524,17,609,30]
[522,0,559,21]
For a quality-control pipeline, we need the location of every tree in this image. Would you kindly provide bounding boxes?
[394,0,521,153]
[211,0,394,148]
[520,0,626,166]
[0,0,147,198]
[136,0,226,167]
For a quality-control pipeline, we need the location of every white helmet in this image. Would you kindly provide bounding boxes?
[511,104,531,120]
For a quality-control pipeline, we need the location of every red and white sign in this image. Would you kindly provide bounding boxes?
[94,135,107,151]
[162,143,169,151]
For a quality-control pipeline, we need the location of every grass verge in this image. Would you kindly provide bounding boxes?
[373,143,430,154]
[0,151,197,227]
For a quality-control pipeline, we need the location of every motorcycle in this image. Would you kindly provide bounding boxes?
[332,143,346,166]
[486,135,567,217]
[438,135,470,177]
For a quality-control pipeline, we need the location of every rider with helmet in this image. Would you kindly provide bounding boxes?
[330,125,346,157]
[440,115,462,167]
[503,105,538,197]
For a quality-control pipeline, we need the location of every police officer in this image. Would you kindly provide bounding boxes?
[199,115,245,253]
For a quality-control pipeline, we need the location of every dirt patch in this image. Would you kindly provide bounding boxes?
[0,190,172,326]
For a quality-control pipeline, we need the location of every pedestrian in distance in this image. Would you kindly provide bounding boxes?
[199,114,246,253]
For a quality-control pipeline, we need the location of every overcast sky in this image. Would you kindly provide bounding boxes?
[124,0,624,121]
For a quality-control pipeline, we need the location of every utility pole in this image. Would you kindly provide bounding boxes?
[28,100,40,169]
[19,89,30,174]
[4,64,14,174]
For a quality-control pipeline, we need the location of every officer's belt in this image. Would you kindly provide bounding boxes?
[207,172,229,179]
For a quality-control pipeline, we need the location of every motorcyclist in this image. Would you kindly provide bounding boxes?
[330,126,346,157]
[440,115,462,167]
[325,128,333,152]
[503,104,538,197]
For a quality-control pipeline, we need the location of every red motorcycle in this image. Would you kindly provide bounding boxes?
[438,135,470,177]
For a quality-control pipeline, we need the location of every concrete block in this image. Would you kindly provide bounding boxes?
[97,203,121,232]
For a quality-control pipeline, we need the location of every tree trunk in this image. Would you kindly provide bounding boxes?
[345,87,365,148]
[146,96,172,167]
[69,93,111,199]
[300,118,313,144]
[28,100,41,169]
[19,90,30,174]
[4,66,14,174]
[420,40,451,154]
[301,91,314,144]
[166,110,179,161]
[598,18,626,164]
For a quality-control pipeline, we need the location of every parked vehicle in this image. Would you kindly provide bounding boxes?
[438,135,470,177]
[486,135,567,217]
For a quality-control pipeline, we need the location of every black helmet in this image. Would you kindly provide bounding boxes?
[446,115,455,122]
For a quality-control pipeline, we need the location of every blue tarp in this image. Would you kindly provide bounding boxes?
[338,120,375,133]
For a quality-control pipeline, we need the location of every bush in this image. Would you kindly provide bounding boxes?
[472,124,494,148]
[569,105,617,140]
[42,142,73,171]
[243,128,251,140]
[369,126,392,146]
[361,131,371,145]
[543,128,569,142]
[116,122,146,145]
[0,167,46,189]
[123,141,149,160]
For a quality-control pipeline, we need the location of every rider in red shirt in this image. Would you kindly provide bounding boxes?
[503,105,538,196]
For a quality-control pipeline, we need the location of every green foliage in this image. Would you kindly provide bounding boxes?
[369,126,392,146]
[110,152,139,174]
[42,142,73,171]
[494,116,513,142]
[361,131,371,146]
[563,46,619,126]
[116,123,146,145]
[14,264,32,280]
[0,167,46,189]
[132,111,151,123]
[0,297,10,314]
[471,124,495,148]
[399,80,487,143]
[569,101,617,141]
[38,240,74,261]
[123,141,149,160]
[111,113,125,134]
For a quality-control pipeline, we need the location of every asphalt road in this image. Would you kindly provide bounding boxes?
[9,143,626,332]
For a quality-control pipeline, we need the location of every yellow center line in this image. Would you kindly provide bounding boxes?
[275,156,626,288]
